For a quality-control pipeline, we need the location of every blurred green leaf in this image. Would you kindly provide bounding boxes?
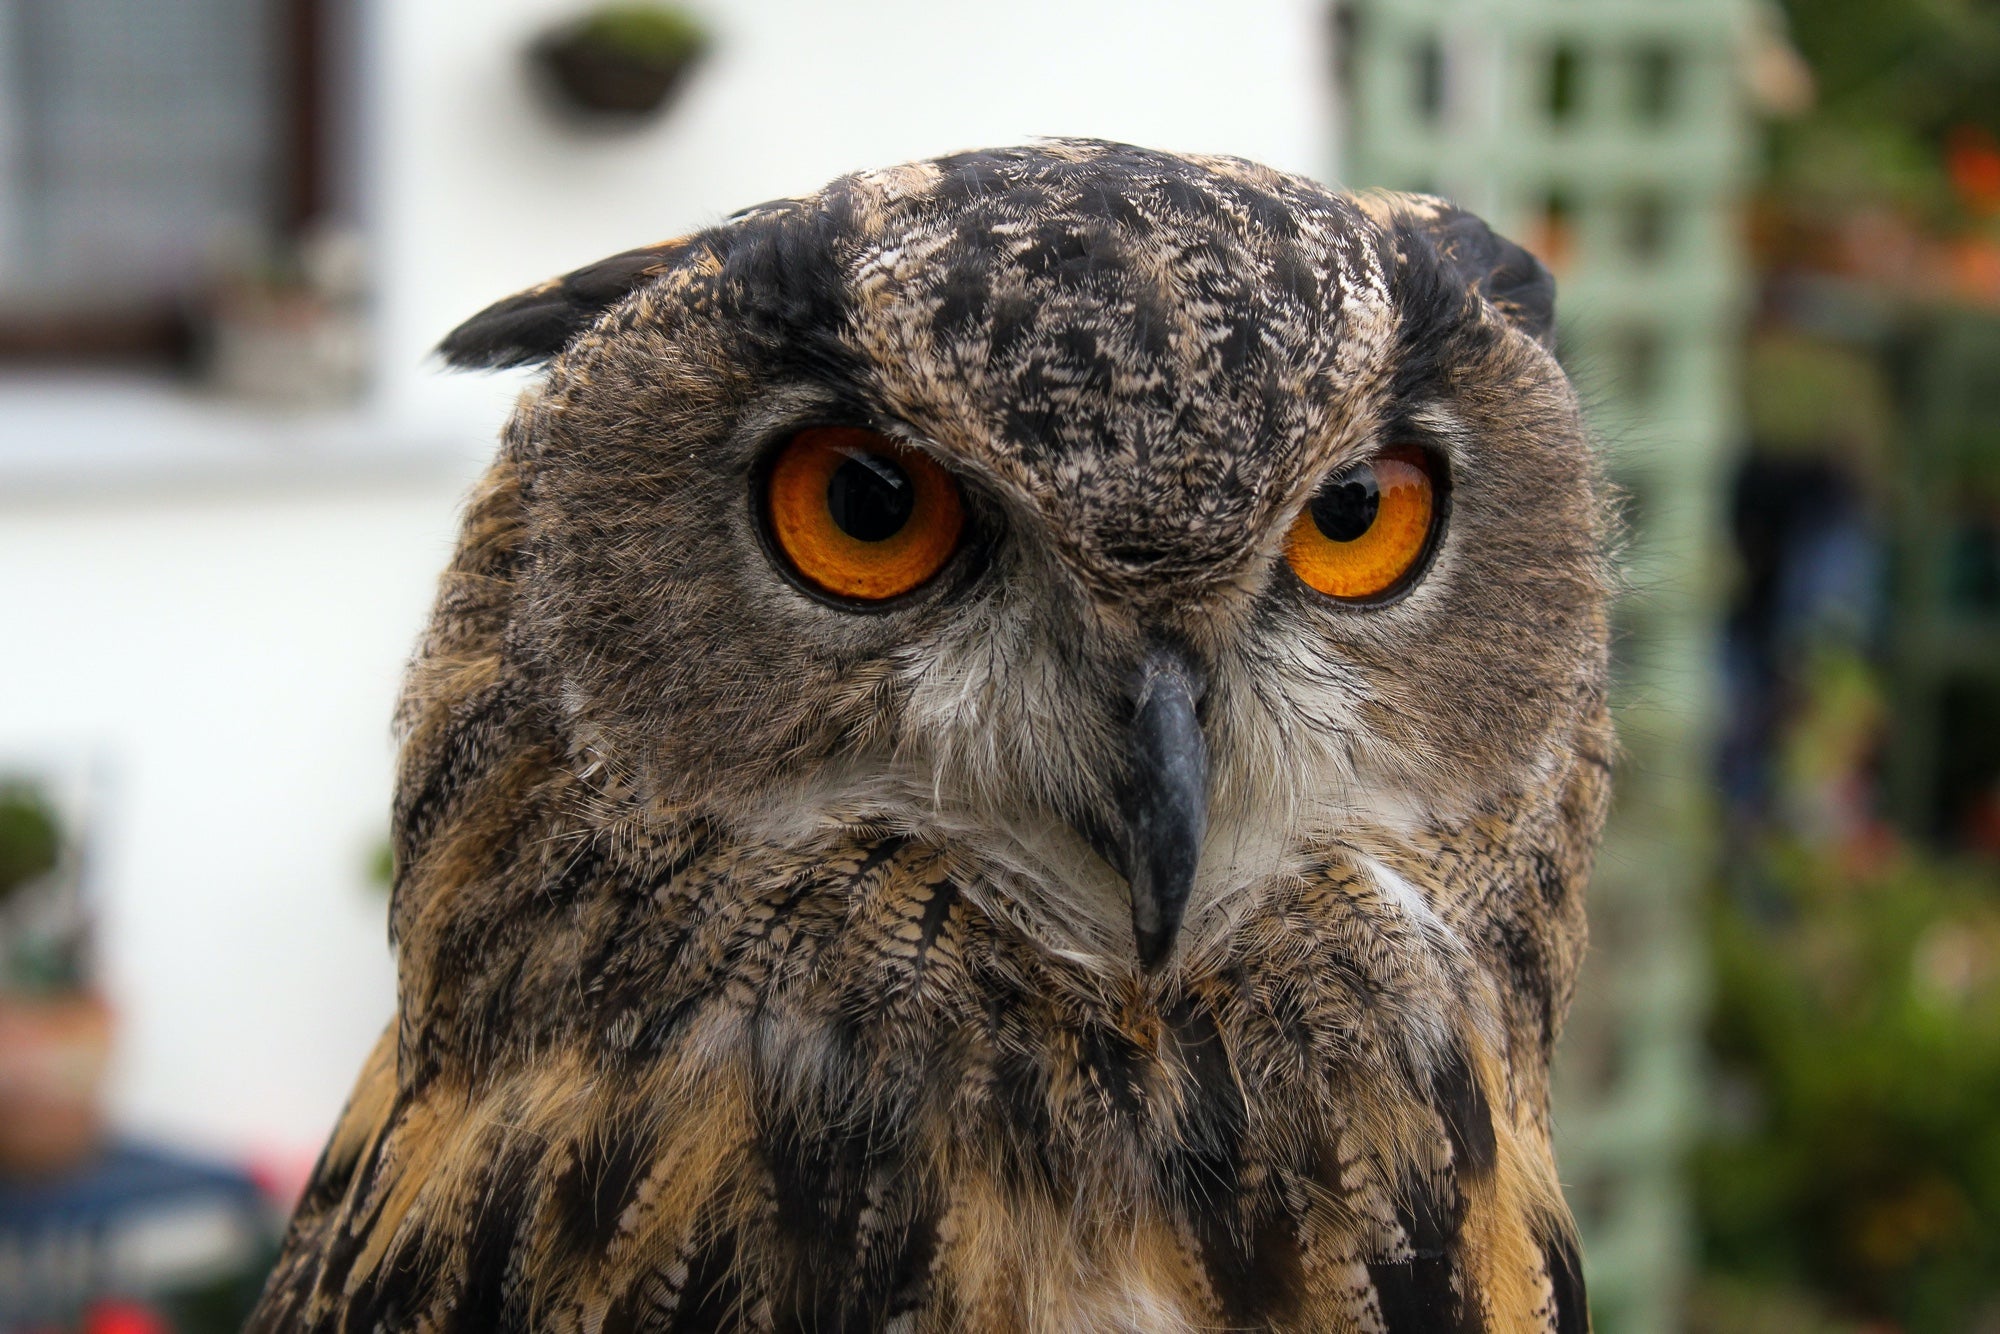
[1698,835,2000,1329]
[573,4,709,65]
[1773,0,2000,221]
[0,781,61,904]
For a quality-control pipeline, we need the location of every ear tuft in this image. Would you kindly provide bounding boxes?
[436,238,696,371]
[1396,198,1557,347]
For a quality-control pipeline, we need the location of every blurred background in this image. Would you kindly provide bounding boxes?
[0,0,1994,1330]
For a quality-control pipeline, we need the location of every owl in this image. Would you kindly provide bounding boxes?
[248,140,1611,1333]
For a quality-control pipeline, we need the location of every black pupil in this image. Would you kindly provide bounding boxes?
[826,452,915,542]
[1308,464,1380,543]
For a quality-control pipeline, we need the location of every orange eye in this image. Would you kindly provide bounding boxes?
[1284,446,1441,602]
[763,426,966,603]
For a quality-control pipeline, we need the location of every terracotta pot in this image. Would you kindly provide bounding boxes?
[0,990,111,1176]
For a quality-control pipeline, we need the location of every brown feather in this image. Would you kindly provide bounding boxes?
[250,141,1609,1333]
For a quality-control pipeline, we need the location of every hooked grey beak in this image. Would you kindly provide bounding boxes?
[1079,645,1209,971]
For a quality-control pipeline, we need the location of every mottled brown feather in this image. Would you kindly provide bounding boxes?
[250,141,1610,1334]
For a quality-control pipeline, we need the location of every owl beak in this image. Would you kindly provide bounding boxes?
[1103,645,1209,972]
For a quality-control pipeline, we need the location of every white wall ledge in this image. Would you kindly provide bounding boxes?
[0,373,491,504]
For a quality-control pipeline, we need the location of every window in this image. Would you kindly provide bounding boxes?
[0,0,346,364]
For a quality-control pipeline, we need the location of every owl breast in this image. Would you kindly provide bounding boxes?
[250,140,1610,1334]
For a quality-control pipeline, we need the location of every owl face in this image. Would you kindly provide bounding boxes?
[448,141,1608,971]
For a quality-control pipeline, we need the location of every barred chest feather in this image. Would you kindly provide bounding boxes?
[250,800,1591,1334]
[247,139,1613,1333]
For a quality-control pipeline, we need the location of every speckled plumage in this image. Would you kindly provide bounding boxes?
[249,141,1612,1333]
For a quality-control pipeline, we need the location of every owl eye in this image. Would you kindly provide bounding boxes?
[1284,446,1442,603]
[762,426,966,603]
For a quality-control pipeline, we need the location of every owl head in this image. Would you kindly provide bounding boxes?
[437,140,1608,974]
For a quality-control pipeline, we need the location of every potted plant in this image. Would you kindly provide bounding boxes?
[530,4,711,120]
[0,778,111,1176]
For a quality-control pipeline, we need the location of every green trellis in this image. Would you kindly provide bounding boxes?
[1336,2,1755,1329]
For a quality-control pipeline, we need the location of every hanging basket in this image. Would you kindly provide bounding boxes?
[530,6,709,121]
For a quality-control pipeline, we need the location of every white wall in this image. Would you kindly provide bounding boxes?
[372,0,1338,431]
[0,0,1338,1162]
[0,477,464,1160]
